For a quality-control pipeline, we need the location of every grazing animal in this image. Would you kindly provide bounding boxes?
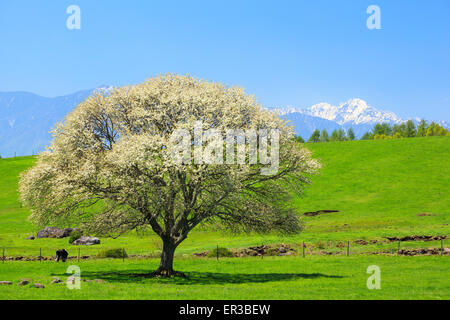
[56,249,68,262]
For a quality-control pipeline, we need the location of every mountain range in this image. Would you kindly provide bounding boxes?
[0,89,448,158]
[278,98,449,140]
[0,89,95,157]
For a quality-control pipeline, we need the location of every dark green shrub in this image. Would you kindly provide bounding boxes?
[207,247,233,258]
[96,248,128,259]
[68,230,83,244]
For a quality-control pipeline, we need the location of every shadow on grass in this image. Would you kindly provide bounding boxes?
[51,270,344,285]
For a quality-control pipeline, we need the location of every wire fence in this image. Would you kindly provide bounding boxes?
[1,239,447,263]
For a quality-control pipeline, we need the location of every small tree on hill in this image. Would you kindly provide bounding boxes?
[347,128,355,141]
[361,132,373,140]
[319,129,329,142]
[426,122,449,136]
[308,129,321,143]
[19,74,320,277]
[372,123,392,136]
[294,135,305,143]
[417,119,427,137]
[405,120,417,138]
[330,129,347,141]
[330,130,338,141]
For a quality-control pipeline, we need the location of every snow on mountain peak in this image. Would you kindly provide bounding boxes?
[283,98,404,126]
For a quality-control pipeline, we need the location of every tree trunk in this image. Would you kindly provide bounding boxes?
[151,239,185,277]
[159,240,175,273]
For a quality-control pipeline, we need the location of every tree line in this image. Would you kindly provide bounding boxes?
[295,128,356,143]
[361,120,449,140]
[297,119,449,143]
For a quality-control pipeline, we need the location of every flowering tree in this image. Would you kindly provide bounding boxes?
[19,74,319,276]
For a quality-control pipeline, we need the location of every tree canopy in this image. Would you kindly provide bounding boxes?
[307,129,321,143]
[19,74,320,276]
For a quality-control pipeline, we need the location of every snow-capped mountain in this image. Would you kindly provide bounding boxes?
[278,98,449,139]
[309,99,404,125]
[282,98,404,126]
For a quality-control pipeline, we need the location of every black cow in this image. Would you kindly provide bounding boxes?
[56,249,68,262]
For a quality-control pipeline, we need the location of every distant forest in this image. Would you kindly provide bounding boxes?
[297,120,450,143]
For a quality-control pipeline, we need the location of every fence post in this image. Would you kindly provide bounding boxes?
[302,242,305,258]
[261,244,264,259]
[216,244,219,261]
[347,241,349,256]
[441,239,444,256]
[397,241,401,255]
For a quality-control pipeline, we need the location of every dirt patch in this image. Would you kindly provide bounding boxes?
[384,235,447,242]
[4,254,162,261]
[3,255,93,261]
[192,252,208,257]
[235,244,296,257]
[4,256,54,261]
[417,212,437,217]
[317,251,334,255]
[128,254,160,259]
[303,210,340,217]
[335,242,346,248]
[193,244,297,258]
[353,239,379,245]
[398,248,449,256]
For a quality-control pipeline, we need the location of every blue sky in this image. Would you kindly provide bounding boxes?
[0,0,449,121]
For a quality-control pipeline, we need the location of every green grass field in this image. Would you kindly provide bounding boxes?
[0,256,448,299]
[0,137,449,299]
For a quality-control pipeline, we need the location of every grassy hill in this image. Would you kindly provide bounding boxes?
[297,136,450,240]
[0,137,449,257]
[0,156,36,235]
